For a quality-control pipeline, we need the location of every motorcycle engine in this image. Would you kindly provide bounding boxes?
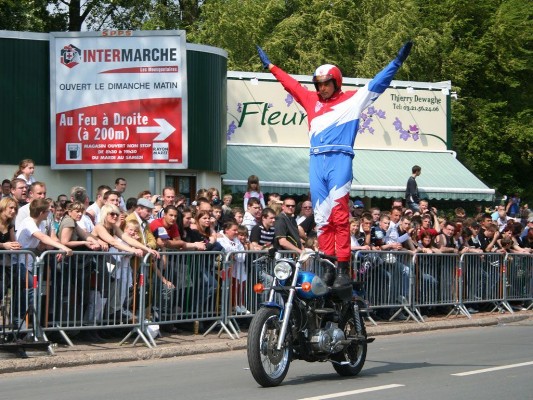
[310,322,345,353]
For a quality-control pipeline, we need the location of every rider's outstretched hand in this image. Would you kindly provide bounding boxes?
[396,40,413,63]
[256,45,271,69]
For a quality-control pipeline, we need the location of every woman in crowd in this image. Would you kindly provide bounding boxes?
[207,187,221,206]
[188,210,220,251]
[52,200,66,235]
[59,201,101,251]
[176,206,207,251]
[417,231,441,253]
[0,197,21,251]
[92,204,159,322]
[57,201,101,341]
[0,197,21,306]
[185,209,222,310]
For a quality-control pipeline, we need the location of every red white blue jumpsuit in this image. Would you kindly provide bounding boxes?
[270,58,404,262]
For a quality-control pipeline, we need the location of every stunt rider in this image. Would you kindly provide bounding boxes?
[256,41,413,288]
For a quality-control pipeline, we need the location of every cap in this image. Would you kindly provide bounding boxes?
[137,198,155,209]
[470,221,480,228]
[353,200,364,208]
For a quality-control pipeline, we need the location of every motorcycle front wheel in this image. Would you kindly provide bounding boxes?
[331,311,367,376]
[247,307,291,387]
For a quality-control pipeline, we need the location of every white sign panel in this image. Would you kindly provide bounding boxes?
[227,72,449,150]
[50,30,188,169]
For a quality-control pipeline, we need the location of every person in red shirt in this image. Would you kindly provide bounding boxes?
[149,205,183,250]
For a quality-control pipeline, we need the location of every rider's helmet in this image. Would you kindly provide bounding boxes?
[312,64,342,92]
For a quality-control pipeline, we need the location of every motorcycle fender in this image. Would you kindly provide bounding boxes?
[259,302,283,312]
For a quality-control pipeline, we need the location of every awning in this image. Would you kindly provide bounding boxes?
[223,145,495,201]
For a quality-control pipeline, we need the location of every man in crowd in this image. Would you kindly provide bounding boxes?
[405,165,421,211]
[156,186,176,219]
[296,200,313,225]
[250,207,276,251]
[10,178,28,207]
[114,177,127,212]
[1,179,11,199]
[274,197,302,255]
[150,205,183,250]
[86,184,111,224]
[15,181,47,232]
[125,198,157,249]
[243,197,262,236]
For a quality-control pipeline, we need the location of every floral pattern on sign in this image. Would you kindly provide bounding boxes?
[393,117,420,141]
[285,94,294,107]
[358,106,386,135]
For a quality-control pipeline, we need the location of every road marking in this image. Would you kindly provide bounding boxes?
[297,384,405,400]
[452,361,533,376]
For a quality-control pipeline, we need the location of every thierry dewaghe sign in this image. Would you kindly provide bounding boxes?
[50,30,188,169]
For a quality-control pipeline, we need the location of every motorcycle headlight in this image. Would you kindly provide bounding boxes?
[274,261,293,280]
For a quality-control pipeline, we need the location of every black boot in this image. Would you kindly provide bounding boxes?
[332,261,352,301]
[333,261,351,288]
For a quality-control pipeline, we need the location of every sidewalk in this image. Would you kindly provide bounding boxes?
[0,310,531,374]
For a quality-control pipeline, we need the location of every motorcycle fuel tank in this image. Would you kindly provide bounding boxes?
[296,271,328,299]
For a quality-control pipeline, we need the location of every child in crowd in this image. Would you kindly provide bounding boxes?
[237,224,250,250]
[52,200,65,235]
[152,201,163,220]
[222,194,233,215]
[111,219,140,320]
[124,219,141,241]
[232,207,244,225]
[217,221,248,314]
[350,217,370,252]
[13,158,36,187]
[212,204,223,232]
[304,235,319,251]
[243,175,266,209]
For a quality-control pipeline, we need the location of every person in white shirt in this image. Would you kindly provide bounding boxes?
[86,184,111,225]
[15,181,47,233]
[13,198,72,327]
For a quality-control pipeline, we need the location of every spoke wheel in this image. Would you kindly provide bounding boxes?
[247,308,291,387]
[331,312,367,376]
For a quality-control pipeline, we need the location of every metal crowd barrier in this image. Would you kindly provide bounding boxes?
[36,250,155,348]
[353,250,422,322]
[1,250,39,337]
[2,249,532,349]
[504,253,533,311]
[148,251,227,338]
[412,253,460,319]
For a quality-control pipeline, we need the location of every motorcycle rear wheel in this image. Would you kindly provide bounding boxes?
[331,312,367,376]
[247,307,291,387]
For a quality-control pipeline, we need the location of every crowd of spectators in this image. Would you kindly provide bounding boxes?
[1,164,532,338]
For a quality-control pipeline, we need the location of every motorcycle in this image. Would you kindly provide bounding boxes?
[247,249,373,387]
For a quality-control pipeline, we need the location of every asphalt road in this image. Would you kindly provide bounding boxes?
[2,319,532,400]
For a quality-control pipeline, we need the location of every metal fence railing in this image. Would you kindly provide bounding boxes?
[1,249,532,349]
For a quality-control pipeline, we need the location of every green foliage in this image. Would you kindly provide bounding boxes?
[0,0,530,199]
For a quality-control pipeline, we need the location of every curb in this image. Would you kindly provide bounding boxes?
[0,313,530,375]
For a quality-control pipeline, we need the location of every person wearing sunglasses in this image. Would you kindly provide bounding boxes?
[273,198,302,255]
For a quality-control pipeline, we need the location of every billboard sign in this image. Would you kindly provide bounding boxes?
[50,30,187,169]
[227,72,449,150]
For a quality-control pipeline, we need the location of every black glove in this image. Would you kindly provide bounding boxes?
[256,45,271,69]
[396,40,413,63]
